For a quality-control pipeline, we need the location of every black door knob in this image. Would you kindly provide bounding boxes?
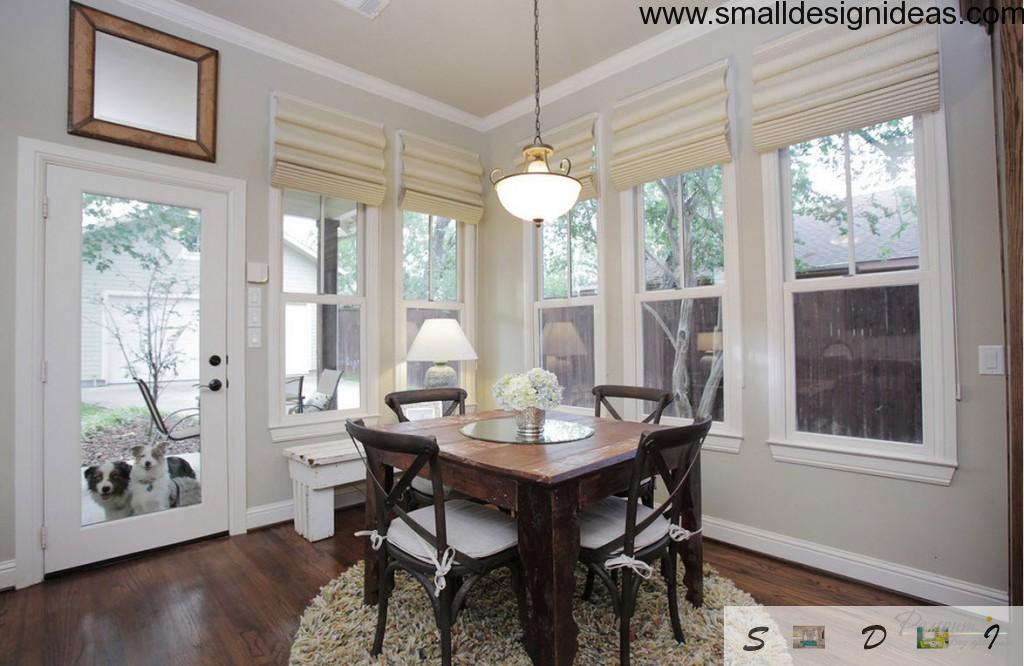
[205,379,223,392]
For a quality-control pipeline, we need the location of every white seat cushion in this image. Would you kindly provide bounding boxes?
[388,499,518,561]
[579,496,670,552]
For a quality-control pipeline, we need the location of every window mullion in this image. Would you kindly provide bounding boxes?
[844,131,856,276]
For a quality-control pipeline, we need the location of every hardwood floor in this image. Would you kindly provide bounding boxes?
[0,506,922,665]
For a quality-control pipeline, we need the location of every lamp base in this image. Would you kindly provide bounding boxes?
[423,362,457,389]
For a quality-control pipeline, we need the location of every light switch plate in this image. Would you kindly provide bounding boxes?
[246,261,269,283]
[247,286,262,307]
[247,306,261,327]
[247,327,262,349]
[978,345,1005,375]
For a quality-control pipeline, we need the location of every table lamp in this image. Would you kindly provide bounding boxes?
[406,318,478,388]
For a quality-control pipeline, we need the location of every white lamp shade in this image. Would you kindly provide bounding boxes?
[406,318,478,362]
[542,321,586,357]
[494,163,582,223]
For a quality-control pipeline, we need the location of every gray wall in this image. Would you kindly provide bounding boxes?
[477,18,1008,593]
[0,0,486,562]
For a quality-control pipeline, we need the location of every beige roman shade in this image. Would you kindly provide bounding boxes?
[516,114,598,201]
[610,61,731,191]
[752,17,940,152]
[399,131,484,224]
[271,94,387,206]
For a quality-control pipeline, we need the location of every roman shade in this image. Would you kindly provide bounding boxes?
[399,131,484,224]
[610,61,731,191]
[516,113,598,201]
[752,17,940,152]
[271,93,387,206]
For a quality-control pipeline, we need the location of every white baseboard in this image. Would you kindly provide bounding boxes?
[246,485,366,530]
[703,515,1008,606]
[0,559,16,592]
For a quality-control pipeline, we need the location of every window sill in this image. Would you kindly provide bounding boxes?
[270,413,380,444]
[767,438,957,485]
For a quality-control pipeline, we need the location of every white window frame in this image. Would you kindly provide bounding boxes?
[523,198,607,414]
[267,188,381,443]
[394,211,477,404]
[761,112,959,485]
[620,163,744,454]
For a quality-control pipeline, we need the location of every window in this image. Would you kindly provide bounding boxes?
[398,211,474,394]
[531,198,599,408]
[636,165,728,422]
[275,189,370,423]
[764,114,957,483]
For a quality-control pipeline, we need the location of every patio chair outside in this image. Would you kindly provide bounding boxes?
[133,377,200,441]
[296,369,344,413]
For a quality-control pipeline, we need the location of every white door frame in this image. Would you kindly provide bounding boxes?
[14,138,247,588]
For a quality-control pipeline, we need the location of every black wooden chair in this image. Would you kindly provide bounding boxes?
[592,385,674,508]
[577,416,711,666]
[384,388,468,507]
[346,419,526,666]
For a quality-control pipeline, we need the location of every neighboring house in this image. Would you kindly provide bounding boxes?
[80,245,201,386]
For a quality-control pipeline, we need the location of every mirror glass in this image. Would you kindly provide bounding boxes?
[93,32,199,140]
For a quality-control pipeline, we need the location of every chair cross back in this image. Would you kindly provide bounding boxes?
[594,417,712,559]
[345,419,482,571]
[592,385,673,424]
[385,388,468,423]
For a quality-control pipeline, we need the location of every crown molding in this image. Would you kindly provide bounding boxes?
[113,0,487,131]
[114,0,764,135]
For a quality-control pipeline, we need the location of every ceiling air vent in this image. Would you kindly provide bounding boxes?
[333,0,390,19]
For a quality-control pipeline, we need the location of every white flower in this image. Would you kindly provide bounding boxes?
[492,368,563,411]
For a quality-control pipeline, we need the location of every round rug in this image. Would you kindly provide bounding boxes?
[290,561,770,665]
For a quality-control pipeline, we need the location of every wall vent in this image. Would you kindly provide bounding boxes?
[333,0,390,19]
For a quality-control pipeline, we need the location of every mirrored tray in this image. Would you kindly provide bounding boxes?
[460,417,595,445]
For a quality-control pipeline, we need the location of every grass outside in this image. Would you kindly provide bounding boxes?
[81,402,148,438]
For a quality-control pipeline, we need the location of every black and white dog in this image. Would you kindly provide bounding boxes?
[129,443,200,515]
[84,461,133,520]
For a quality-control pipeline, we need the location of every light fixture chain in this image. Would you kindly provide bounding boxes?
[534,0,541,145]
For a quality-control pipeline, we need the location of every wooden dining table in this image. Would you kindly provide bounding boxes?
[363,410,704,666]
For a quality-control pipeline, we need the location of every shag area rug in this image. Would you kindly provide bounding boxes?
[290,561,775,665]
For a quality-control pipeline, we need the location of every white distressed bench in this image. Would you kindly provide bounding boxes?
[283,440,365,542]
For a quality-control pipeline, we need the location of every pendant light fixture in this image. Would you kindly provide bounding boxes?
[490,0,581,227]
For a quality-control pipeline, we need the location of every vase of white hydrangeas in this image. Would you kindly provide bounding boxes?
[492,368,563,439]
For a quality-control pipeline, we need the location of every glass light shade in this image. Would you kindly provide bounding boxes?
[406,318,478,362]
[494,154,582,224]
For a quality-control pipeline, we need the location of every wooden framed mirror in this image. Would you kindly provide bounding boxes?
[68,2,218,162]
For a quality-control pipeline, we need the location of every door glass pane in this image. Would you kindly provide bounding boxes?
[406,308,462,390]
[538,306,595,408]
[640,297,724,421]
[80,194,202,526]
[284,303,361,414]
[793,285,922,443]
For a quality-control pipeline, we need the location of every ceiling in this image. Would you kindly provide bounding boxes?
[176,0,720,118]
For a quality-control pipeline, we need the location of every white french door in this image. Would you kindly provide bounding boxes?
[42,165,229,573]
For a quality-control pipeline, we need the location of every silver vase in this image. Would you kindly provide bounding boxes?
[514,407,545,440]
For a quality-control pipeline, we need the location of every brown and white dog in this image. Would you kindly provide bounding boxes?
[84,461,133,520]
[129,443,199,515]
